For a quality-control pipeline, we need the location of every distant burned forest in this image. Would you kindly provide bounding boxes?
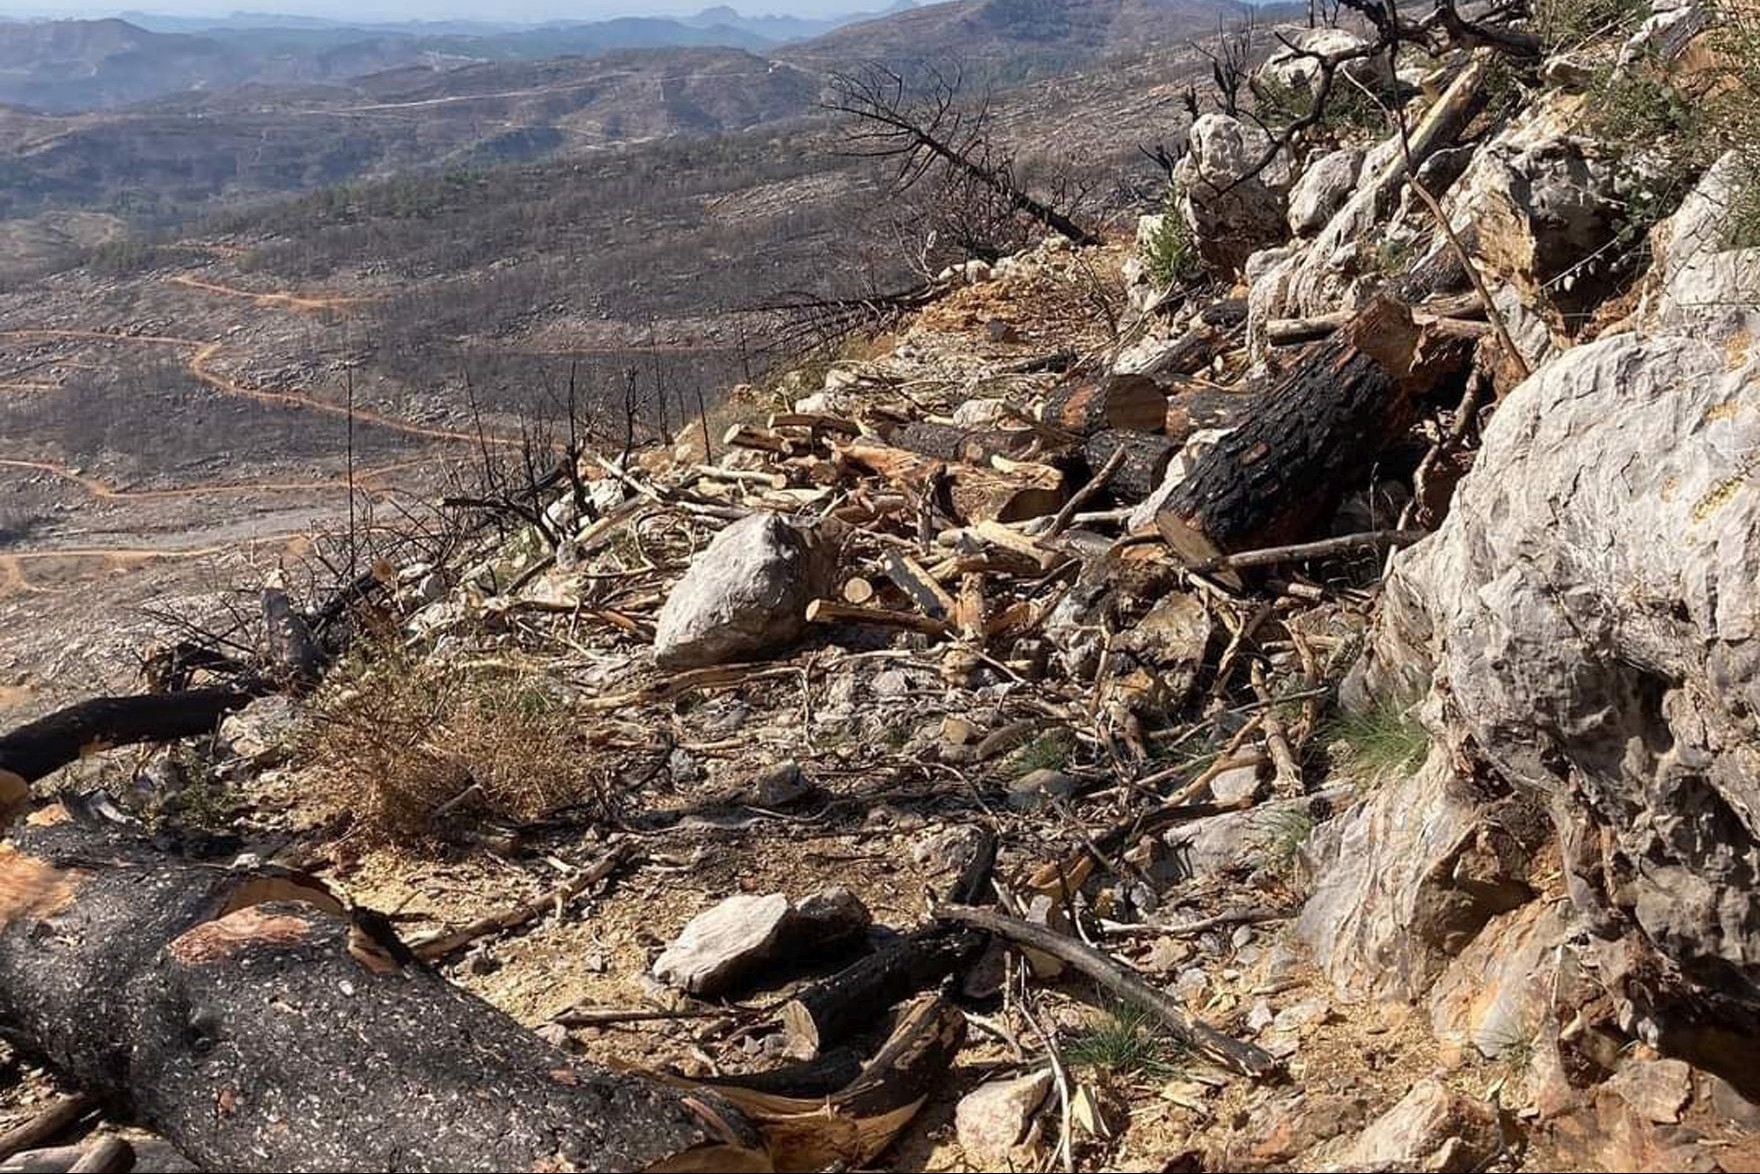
[178,111,1148,433]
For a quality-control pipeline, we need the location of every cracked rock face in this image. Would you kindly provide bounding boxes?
[1460,132,1623,327]
[1357,329,1760,1009]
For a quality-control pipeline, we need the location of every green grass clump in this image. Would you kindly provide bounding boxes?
[1065,1000,1185,1080]
[1003,729,1075,779]
[1255,805,1317,878]
[1327,697,1429,783]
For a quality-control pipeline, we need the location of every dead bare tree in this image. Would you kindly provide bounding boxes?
[824,64,1100,247]
[1194,11,1259,117]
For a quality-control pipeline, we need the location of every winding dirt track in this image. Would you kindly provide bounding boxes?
[0,328,507,447]
[165,274,373,313]
[0,275,460,593]
[0,456,430,502]
[0,545,226,596]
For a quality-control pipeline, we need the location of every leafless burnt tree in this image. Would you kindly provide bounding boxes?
[1194,11,1259,117]
[824,64,1100,247]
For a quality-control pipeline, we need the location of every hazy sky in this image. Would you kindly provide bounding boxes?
[0,1,881,20]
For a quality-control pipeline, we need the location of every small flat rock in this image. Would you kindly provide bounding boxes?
[1007,769,1079,810]
[1272,996,1333,1034]
[652,892,792,996]
[956,1069,1054,1167]
[911,825,982,873]
[791,886,872,950]
[1141,934,1191,975]
[871,668,912,698]
[1209,763,1262,805]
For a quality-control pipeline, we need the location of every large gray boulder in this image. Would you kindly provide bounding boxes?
[1256,26,1395,98]
[1173,114,1291,275]
[1352,328,1760,1016]
[652,512,837,669]
[1287,147,1364,238]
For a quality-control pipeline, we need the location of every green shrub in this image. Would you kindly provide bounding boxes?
[1255,805,1317,878]
[1144,193,1201,287]
[1251,71,1388,139]
[1707,15,1760,246]
[1583,6,1760,250]
[1003,729,1076,779]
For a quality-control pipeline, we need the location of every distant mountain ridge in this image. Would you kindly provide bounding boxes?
[785,0,1251,71]
[0,0,1245,219]
[0,5,917,112]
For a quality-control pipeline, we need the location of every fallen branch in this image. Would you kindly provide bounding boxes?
[933,904,1280,1077]
[1099,907,1289,938]
[407,841,631,962]
[1252,662,1303,795]
[1045,443,1127,539]
[1186,528,1428,572]
[806,599,951,638]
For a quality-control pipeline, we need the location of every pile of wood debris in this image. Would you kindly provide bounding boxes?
[0,236,1524,1173]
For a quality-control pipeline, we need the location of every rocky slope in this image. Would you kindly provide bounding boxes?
[1,3,1759,1172]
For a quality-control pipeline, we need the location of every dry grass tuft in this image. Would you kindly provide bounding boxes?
[300,639,601,842]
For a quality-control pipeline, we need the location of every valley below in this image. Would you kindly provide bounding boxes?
[0,7,1216,712]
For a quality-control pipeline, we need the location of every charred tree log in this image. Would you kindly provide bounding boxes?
[1132,297,1248,376]
[0,815,765,1172]
[890,421,1042,464]
[1081,432,1177,501]
[1155,296,1463,559]
[0,690,254,803]
[779,829,994,1058]
[261,583,322,693]
[780,927,982,1058]
[1041,374,1167,434]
